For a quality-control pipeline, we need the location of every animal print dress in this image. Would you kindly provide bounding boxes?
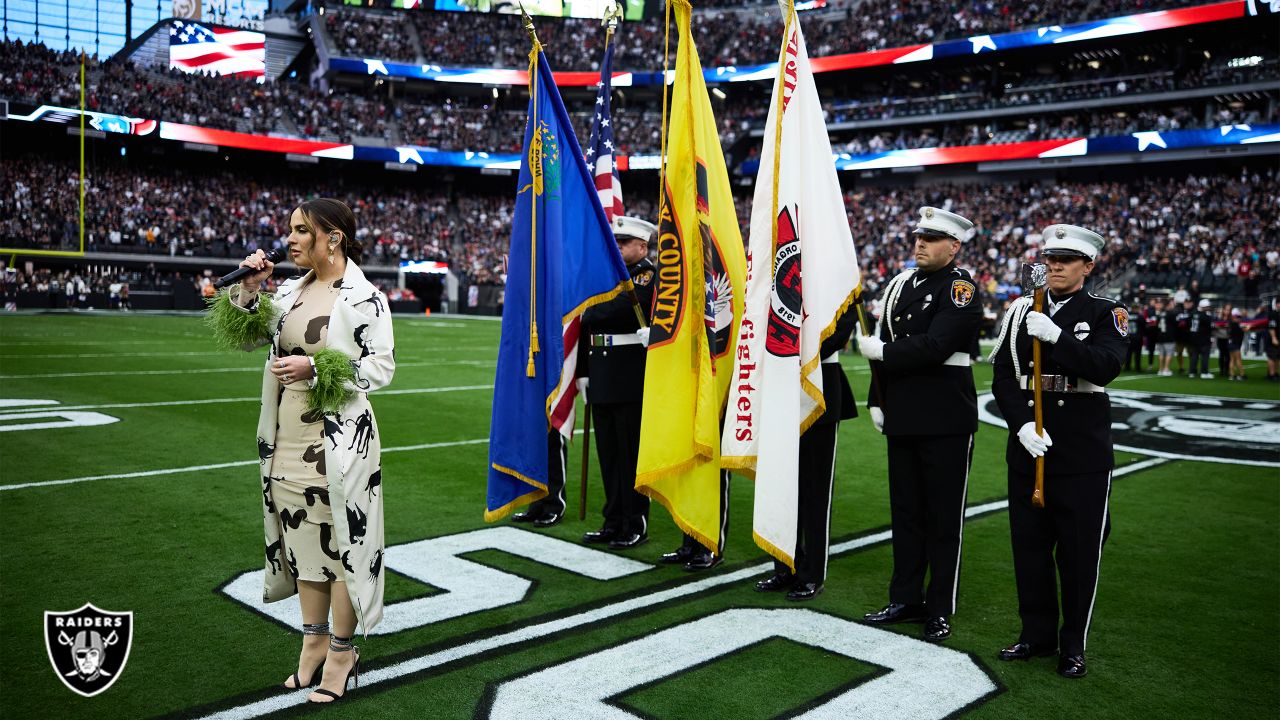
[270,277,344,584]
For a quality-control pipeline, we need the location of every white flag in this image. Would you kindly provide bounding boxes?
[721,9,860,571]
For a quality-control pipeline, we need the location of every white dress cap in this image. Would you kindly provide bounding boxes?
[612,215,657,242]
[913,206,974,243]
[1041,224,1105,261]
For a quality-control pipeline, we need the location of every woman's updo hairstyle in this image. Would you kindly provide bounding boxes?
[295,198,362,265]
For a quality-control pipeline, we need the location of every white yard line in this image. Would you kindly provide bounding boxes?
[0,360,495,379]
[0,437,495,492]
[0,346,491,360]
[191,457,1168,720]
[0,385,492,413]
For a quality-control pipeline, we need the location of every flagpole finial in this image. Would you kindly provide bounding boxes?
[602,2,623,30]
[519,4,543,52]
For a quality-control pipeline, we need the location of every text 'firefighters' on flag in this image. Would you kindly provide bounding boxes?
[635,0,746,554]
[485,45,634,522]
[722,7,861,571]
[168,20,266,81]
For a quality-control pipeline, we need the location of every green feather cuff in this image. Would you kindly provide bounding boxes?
[309,348,356,414]
[205,287,276,350]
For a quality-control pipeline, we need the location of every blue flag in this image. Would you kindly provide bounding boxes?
[485,50,634,521]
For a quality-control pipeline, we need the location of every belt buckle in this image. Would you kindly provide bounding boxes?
[1043,374,1066,392]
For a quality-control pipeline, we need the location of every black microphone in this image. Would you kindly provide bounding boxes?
[214,248,287,289]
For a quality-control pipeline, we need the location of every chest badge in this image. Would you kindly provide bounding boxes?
[1074,321,1091,341]
[950,280,975,308]
[1112,307,1129,337]
[921,293,933,311]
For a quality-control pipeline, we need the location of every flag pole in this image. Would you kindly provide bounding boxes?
[599,3,647,330]
[522,6,542,377]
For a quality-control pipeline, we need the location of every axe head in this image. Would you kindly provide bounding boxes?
[1021,263,1047,298]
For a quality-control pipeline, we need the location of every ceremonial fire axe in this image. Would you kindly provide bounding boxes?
[1021,263,1048,508]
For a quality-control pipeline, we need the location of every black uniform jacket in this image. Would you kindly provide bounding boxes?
[810,306,860,428]
[991,289,1129,476]
[868,263,982,436]
[579,257,656,405]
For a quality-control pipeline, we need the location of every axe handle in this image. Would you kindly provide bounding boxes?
[579,402,592,521]
[1032,289,1046,509]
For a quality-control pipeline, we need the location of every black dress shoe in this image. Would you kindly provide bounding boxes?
[863,603,928,624]
[659,547,697,565]
[608,532,648,549]
[786,582,824,601]
[1057,654,1087,679]
[532,512,562,528]
[998,641,1057,661]
[923,616,951,642]
[511,511,536,523]
[754,572,796,592]
[582,528,619,544]
[683,553,722,571]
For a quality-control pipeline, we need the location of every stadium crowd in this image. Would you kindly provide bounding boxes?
[829,98,1277,154]
[328,0,1201,71]
[5,147,1276,305]
[3,30,1269,156]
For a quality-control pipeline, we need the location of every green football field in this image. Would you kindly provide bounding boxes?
[1,311,1276,719]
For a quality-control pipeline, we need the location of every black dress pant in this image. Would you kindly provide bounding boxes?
[1124,333,1143,371]
[773,421,839,584]
[1008,467,1112,656]
[1217,338,1231,376]
[886,433,973,617]
[527,429,567,516]
[592,401,649,535]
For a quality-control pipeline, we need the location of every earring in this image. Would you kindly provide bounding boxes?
[328,233,339,265]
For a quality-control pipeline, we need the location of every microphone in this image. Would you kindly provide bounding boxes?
[214,248,287,289]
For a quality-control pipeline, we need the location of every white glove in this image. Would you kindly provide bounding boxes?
[637,327,651,347]
[575,377,589,403]
[869,407,885,433]
[857,334,885,361]
[1016,422,1053,458]
[1025,311,1062,344]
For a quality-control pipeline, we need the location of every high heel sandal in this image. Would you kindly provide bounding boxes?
[307,634,360,703]
[282,622,329,690]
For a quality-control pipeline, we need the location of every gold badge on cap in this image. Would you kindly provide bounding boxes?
[1055,227,1067,239]
[925,208,935,219]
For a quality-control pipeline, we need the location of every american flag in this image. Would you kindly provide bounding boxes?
[168,20,266,82]
[584,41,623,221]
[548,37,626,436]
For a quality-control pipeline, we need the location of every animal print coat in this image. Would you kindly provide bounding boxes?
[233,261,394,634]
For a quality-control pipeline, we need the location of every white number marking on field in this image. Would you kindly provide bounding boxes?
[220,526,652,635]
[487,608,998,720]
[0,399,119,432]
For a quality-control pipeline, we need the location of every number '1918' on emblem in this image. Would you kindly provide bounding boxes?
[44,603,133,697]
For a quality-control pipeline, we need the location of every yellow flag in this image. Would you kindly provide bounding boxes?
[636,0,747,554]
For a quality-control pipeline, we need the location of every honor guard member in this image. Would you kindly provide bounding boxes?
[989,224,1128,679]
[754,306,859,600]
[511,430,568,526]
[859,206,982,643]
[580,215,657,549]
